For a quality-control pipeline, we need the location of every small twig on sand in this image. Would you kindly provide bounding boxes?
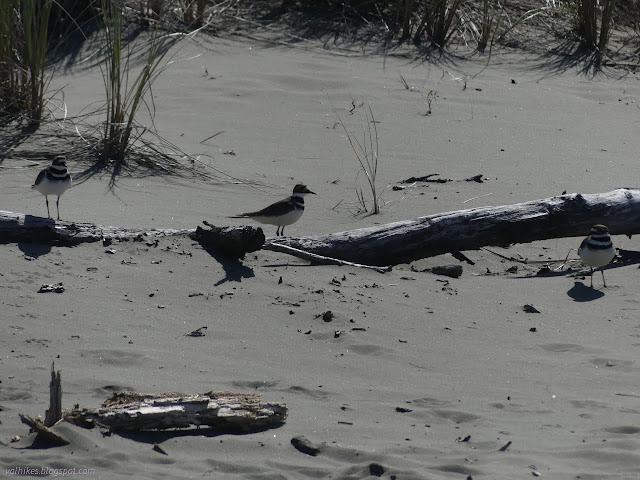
[462,193,493,204]
[263,242,391,273]
[482,247,570,265]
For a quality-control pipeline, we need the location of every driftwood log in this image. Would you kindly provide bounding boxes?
[3,189,639,266]
[265,188,640,266]
[190,222,265,259]
[0,210,193,245]
[64,391,287,432]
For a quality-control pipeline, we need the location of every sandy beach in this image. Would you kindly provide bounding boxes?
[2,8,640,480]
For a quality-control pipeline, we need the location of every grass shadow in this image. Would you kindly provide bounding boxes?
[531,38,611,77]
[0,119,40,166]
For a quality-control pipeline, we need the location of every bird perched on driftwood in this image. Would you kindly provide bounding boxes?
[230,184,315,236]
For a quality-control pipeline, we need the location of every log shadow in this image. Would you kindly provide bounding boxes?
[114,423,278,444]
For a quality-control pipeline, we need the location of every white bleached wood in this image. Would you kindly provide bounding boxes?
[65,391,287,432]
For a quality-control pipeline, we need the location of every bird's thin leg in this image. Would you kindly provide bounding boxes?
[45,197,51,219]
[601,269,607,288]
[281,226,285,236]
[590,267,594,288]
[56,196,61,220]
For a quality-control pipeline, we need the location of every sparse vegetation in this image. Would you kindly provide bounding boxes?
[330,98,381,215]
[1,0,637,180]
[0,0,52,124]
[97,0,178,164]
[422,90,438,115]
[576,0,617,61]
[231,1,635,60]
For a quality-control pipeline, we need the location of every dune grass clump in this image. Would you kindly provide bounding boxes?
[576,0,617,60]
[0,0,52,124]
[413,0,463,47]
[97,0,178,164]
[246,0,630,60]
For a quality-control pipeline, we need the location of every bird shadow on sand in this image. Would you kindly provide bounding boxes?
[16,215,58,258]
[18,242,52,258]
[568,249,640,301]
[567,281,605,301]
[213,258,255,286]
[194,244,255,286]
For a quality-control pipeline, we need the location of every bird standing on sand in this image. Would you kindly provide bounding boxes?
[230,184,316,236]
[33,156,72,220]
[578,224,616,288]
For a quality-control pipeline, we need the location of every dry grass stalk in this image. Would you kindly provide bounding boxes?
[330,97,381,215]
[0,0,52,124]
[98,0,179,164]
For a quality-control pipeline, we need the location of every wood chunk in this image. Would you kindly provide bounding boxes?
[153,443,168,455]
[291,435,320,456]
[44,363,62,427]
[190,223,264,259]
[499,440,512,451]
[64,391,287,432]
[19,414,70,446]
[369,463,385,477]
[429,264,463,278]
[523,304,541,313]
[38,283,64,293]
[0,210,192,246]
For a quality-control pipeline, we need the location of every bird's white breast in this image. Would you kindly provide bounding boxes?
[578,243,615,268]
[252,207,303,227]
[35,176,72,196]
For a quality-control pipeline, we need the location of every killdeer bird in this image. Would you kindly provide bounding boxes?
[230,184,316,236]
[578,224,616,288]
[33,156,72,220]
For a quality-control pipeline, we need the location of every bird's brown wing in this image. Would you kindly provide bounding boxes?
[230,197,294,218]
[32,168,46,188]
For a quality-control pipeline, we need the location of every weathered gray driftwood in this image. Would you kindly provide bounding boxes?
[263,242,392,272]
[190,222,265,259]
[0,210,193,245]
[265,188,640,266]
[44,363,62,427]
[19,414,70,446]
[4,189,640,266]
[64,391,287,432]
